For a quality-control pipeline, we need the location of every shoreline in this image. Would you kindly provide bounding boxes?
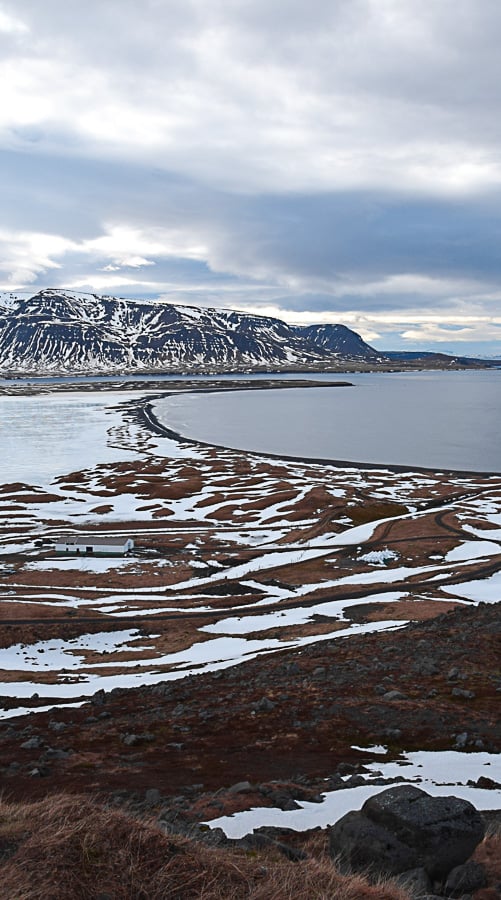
[140,387,501,479]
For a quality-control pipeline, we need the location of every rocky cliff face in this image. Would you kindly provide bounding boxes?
[0,290,381,373]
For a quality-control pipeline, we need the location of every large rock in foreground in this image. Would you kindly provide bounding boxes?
[328,785,485,880]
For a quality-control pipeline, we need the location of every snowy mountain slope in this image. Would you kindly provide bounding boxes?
[0,290,355,373]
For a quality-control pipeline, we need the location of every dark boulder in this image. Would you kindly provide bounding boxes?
[443,860,487,897]
[329,785,484,880]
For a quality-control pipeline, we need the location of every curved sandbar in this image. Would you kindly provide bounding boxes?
[139,379,500,478]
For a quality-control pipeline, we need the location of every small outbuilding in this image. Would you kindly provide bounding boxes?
[55,536,134,557]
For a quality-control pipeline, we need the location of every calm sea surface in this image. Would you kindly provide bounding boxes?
[154,371,501,473]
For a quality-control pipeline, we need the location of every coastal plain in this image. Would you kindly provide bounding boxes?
[0,379,500,832]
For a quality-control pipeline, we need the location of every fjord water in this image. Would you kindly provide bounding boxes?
[154,371,501,472]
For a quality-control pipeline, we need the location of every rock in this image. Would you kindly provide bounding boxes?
[329,810,417,875]
[346,774,366,787]
[384,728,403,741]
[121,732,154,746]
[382,690,408,701]
[91,689,106,706]
[469,775,501,790]
[49,721,67,732]
[444,860,487,896]
[227,781,253,794]
[144,788,162,806]
[452,687,475,699]
[254,697,276,712]
[337,762,356,775]
[240,832,307,862]
[20,736,42,750]
[40,748,72,761]
[196,826,228,848]
[412,659,439,676]
[328,785,485,880]
[454,731,468,749]
[29,766,50,777]
[396,866,433,896]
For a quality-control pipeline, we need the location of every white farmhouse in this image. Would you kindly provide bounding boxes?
[55,536,134,557]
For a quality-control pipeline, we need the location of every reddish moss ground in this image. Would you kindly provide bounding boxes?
[0,603,498,809]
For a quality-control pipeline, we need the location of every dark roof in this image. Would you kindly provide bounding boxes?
[56,537,132,546]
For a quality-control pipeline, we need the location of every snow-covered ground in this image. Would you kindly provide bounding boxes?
[206,750,501,836]
[1,385,500,717]
[0,618,405,715]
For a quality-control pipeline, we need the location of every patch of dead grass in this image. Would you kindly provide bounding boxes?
[0,794,412,900]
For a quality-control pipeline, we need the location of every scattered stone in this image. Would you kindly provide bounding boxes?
[412,659,439,676]
[396,866,432,896]
[444,860,487,896]
[20,736,42,750]
[452,687,476,699]
[227,781,253,794]
[337,763,356,775]
[121,732,154,746]
[254,697,276,712]
[49,721,67,733]
[240,831,308,862]
[40,748,72,761]
[91,690,106,707]
[346,774,366,787]
[468,775,501,790]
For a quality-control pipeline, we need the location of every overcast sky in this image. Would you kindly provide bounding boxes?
[1,0,501,354]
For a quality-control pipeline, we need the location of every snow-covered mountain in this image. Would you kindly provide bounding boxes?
[292,323,383,360]
[0,290,383,374]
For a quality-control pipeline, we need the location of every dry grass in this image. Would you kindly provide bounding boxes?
[0,794,411,900]
[473,832,501,887]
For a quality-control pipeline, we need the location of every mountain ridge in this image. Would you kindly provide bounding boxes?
[0,289,495,374]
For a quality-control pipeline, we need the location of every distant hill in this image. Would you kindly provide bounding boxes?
[385,350,501,368]
[291,323,386,361]
[0,289,496,374]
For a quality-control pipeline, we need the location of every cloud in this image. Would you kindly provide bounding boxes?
[0,0,500,353]
[0,6,28,35]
